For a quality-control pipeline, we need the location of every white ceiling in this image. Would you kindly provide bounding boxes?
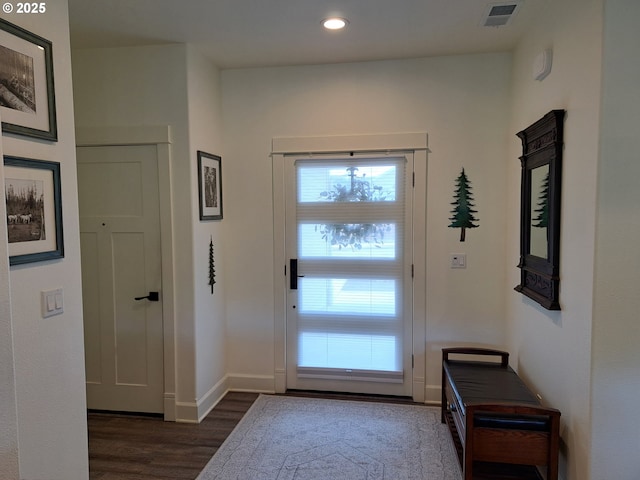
[67,0,545,69]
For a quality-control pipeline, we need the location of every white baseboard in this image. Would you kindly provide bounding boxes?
[175,401,200,424]
[274,369,286,393]
[227,373,276,393]
[174,374,274,423]
[413,378,425,403]
[196,376,232,423]
[174,375,435,422]
[175,376,230,423]
[425,384,442,406]
[163,392,176,421]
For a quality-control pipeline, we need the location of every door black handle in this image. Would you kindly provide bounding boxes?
[135,291,159,302]
[290,259,298,290]
[289,259,305,290]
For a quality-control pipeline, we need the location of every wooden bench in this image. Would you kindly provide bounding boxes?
[441,347,561,480]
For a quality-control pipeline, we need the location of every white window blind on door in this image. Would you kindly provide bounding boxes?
[294,157,407,382]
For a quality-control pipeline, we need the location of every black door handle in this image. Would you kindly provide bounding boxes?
[135,291,159,302]
[289,259,304,290]
[290,259,298,290]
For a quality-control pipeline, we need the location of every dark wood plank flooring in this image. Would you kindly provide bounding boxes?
[88,391,259,480]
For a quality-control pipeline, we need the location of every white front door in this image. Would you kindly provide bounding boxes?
[285,154,414,396]
[77,144,164,413]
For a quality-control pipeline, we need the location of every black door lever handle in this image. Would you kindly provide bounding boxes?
[135,291,159,301]
[290,259,300,290]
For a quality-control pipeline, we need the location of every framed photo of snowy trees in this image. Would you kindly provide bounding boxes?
[514,110,564,310]
[4,156,64,265]
[0,18,57,141]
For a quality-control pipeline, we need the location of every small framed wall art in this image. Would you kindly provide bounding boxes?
[0,18,57,141]
[197,151,223,220]
[4,155,64,265]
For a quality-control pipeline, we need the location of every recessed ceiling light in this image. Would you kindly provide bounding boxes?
[322,17,349,30]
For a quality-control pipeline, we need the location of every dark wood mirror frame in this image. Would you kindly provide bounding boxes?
[515,110,565,310]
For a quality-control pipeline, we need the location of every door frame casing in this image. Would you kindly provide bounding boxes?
[76,126,177,420]
[272,133,428,402]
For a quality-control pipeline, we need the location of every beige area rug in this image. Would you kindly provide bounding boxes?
[197,394,461,480]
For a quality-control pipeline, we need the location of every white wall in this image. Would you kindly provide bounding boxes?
[220,53,512,399]
[590,1,640,478]
[1,1,89,478]
[185,46,228,418]
[505,1,603,479]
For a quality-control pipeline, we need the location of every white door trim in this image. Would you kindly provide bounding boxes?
[0,122,19,478]
[272,132,429,155]
[76,126,177,420]
[272,133,428,402]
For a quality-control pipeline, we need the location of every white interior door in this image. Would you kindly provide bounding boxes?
[285,154,414,396]
[77,144,164,413]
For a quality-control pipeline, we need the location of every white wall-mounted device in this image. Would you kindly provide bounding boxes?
[533,48,553,81]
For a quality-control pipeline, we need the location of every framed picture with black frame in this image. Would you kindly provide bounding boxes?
[4,155,64,265]
[197,151,223,220]
[0,18,57,141]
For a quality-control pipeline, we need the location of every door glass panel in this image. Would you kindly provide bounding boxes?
[299,223,397,258]
[298,163,397,203]
[299,277,396,316]
[299,332,397,371]
[292,157,407,381]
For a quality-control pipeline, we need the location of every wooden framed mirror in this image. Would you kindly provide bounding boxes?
[515,110,565,310]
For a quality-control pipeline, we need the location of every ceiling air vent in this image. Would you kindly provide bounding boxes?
[482,2,522,27]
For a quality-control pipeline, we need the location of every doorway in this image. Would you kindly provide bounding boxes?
[76,126,176,418]
[284,154,414,396]
[271,132,428,402]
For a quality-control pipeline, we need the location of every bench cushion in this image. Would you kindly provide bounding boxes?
[445,360,540,416]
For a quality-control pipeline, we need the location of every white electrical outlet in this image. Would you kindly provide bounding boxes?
[41,288,64,318]
[450,254,467,269]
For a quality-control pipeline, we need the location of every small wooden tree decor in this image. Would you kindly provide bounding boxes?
[448,168,479,242]
[208,236,216,294]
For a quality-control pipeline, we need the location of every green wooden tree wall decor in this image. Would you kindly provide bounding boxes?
[448,168,479,242]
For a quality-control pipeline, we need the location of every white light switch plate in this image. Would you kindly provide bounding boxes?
[41,288,63,318]
[450,253,467,269]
